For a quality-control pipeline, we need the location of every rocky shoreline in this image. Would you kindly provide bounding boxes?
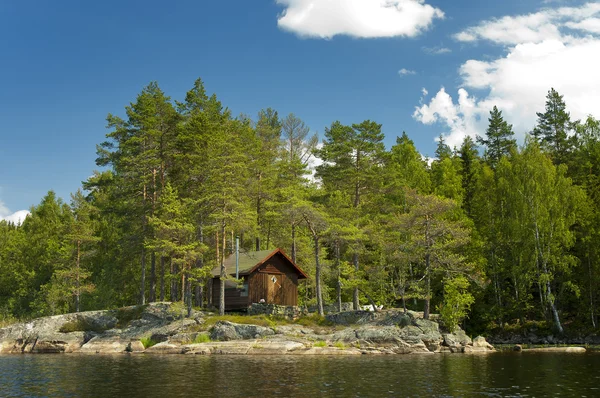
[0,303,499,356]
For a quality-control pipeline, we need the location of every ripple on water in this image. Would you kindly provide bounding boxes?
[0,353,599,397]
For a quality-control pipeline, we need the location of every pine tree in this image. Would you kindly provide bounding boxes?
[533,88,575,165]
[315,120,385,310]
[477,106,516,168]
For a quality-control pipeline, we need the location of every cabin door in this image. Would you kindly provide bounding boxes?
[267,274,282,304]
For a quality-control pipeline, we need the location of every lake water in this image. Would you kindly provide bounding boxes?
[1,352,599,397]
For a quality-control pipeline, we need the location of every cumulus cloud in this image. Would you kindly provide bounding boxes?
[0,199,29,225]
[414,2,600,147]
[276,0,444,39]
[398,68,417,76]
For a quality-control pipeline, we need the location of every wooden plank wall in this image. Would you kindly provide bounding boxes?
[249,253,299,306]
[215,253,302,310]
[211,278,250,310]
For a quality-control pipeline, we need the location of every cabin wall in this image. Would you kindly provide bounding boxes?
[248,254,299,306]
[211,277,250,311]
[213,253,303,310]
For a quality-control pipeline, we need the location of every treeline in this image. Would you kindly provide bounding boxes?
[1,81,599,334]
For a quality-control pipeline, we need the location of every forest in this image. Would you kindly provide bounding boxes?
[1,78,599,335]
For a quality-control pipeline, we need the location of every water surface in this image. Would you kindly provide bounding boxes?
[1,352,599,397]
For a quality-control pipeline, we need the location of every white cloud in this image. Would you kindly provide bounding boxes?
[276,0,444,39]
[398,68,417,76]
[453,2,600,45]
[0,199,29,225]
[422,46,452,54]
[414,3,600,147]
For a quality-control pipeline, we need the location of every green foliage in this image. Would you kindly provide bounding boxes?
[333,341,346,349]
[140,336,158,349]
[477,105,516,168]
[293,314,333,327]
[194,333,211,343]
[3,80,600,338]
[313,340,327,347]
[438,276,475,332]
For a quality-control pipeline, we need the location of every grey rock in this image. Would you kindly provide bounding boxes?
[209,321,275,341]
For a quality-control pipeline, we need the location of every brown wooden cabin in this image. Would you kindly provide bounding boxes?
[210,248,308,311]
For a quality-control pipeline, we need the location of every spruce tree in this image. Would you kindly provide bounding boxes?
[477,106,516,168]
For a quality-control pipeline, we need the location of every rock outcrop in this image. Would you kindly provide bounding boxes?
[0,305,495,355]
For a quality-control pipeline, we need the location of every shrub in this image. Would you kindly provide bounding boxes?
[333,341,346,349]
[140,336,158,349]
[194,333,211,343]
[313,340,326,347]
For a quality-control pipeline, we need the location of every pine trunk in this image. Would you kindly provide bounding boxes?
[149,252,156,303]
[314,235,324,316]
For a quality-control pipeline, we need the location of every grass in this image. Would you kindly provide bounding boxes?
[0,315,20,329]
[194,333,211,344]
[294,314,333,327]
[197,313,335,331]
[333,341,346,349]
[111,305,148,328]
[313,340,327,347]
[202,314,281,329]
[140,336,158,349]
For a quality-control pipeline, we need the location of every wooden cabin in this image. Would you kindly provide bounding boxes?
[210,248,308,311]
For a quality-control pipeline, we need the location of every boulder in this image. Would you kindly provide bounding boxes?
[209,321,275,341]
[326,311,376,325]
[79,336,134,353]
[443,328,472,352]
[466,336,495,352]
[355,326,401,344]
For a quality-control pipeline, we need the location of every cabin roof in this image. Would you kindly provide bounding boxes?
[210,248,308,279]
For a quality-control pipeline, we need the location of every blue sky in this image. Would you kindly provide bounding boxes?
[1,0,599,220]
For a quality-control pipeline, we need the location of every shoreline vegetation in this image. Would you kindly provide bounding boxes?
[1,78,600,340]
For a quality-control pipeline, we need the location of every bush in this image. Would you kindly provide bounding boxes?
[194,333,211,343]
[140,336,158,349]
[313,340,326,347]
[333,341,346,349]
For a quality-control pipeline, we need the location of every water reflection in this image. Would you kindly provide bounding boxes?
[0,353,599,397]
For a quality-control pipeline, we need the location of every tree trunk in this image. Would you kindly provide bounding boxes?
[314,235,324,317]
[588,249,596,328]
[159,256,165,301]
[291,223,297,263]
[336,241,342,313]
[140,247,146,305]
[186,269,192,317]
[149,252,156,303]
[352,252,359,310]
[424,252,431,320]
[170,259,178,302]
[195,223,204,307]
[219,225,226,316]
[76,240,81,313]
